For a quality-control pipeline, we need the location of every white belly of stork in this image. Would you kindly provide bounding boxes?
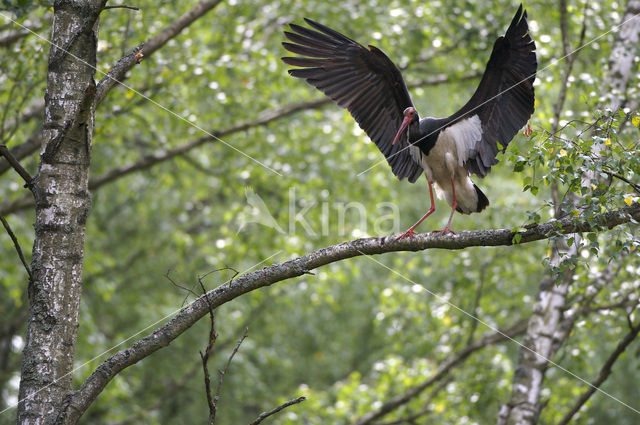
[419,115,483,214]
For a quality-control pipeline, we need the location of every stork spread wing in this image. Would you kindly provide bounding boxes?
[446,4,537,177]
[282,19,423,183]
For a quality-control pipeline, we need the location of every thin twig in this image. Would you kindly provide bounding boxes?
[181,267,240,307]
[198,272,218,425]
[601,169,640,194]
[212,328,248,421]
[165,269,200,300]
[0,144,33,186]
[248,396,306,425]
[1,216,32,280]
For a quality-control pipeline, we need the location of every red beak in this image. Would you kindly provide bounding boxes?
[392,115,412,145]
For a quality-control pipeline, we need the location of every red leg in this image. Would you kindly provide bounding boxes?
[396,180,436,241]
[435,178,457,234]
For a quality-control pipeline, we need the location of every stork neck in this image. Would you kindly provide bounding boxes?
[412,117,440,155]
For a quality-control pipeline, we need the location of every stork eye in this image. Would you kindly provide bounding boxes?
[403,107,413,118]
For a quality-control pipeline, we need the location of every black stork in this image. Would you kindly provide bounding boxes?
[282,5,537,239]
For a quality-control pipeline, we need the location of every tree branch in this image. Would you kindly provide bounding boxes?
[197,273,218,425]
[0,30,30,47]
[556,320,640,425]
[103,4,139,10]
[0,72,476,217]
[353,320,528,425]
[0,215,32,280]
[0,101,44,177]
[0,17,45,48]
[602,169,640,194]
[95,0,224,106]
[248,396,306,425]
[0,144,33,186]
[0,83,159,179]
[63,201,640,423]
[211,328,247,423]
[0,196,33,216]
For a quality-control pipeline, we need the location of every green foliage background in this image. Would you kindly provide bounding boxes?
[1,0,639,424]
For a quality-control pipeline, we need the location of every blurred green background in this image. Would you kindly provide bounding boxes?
[1,0,639,424]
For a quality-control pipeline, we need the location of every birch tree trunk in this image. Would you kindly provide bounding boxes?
[17,1,104,424]
[603,0,640,112]
[497,243,576,425]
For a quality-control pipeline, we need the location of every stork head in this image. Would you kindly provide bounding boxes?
[392,107,418,145]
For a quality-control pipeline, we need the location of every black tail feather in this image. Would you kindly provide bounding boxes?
[474,184,490,212]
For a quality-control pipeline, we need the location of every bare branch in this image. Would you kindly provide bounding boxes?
[165,269,201,300]
[95,0,224,106]
[0,84,161,179]
[601,169,640,194]
[103,4,139,10]
[556,321,640,425]
[216,329,247,403]
[59,201,640,423]
[0,144,33,186]
[197,272,218,425]
[0,101,45,178]
[0,216,32,280]
[579,299,640,315]
[248,396,306,425]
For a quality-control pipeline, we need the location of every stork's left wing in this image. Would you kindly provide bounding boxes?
[445,4,537,177]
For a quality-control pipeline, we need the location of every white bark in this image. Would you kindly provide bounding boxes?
[603,0,640,112]
[17,1,103,424]
[497,242,577,425]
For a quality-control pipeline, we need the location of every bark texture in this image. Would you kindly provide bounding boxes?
[604,0,640,111]
[17,1,104,424]
[497,243,576,425]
